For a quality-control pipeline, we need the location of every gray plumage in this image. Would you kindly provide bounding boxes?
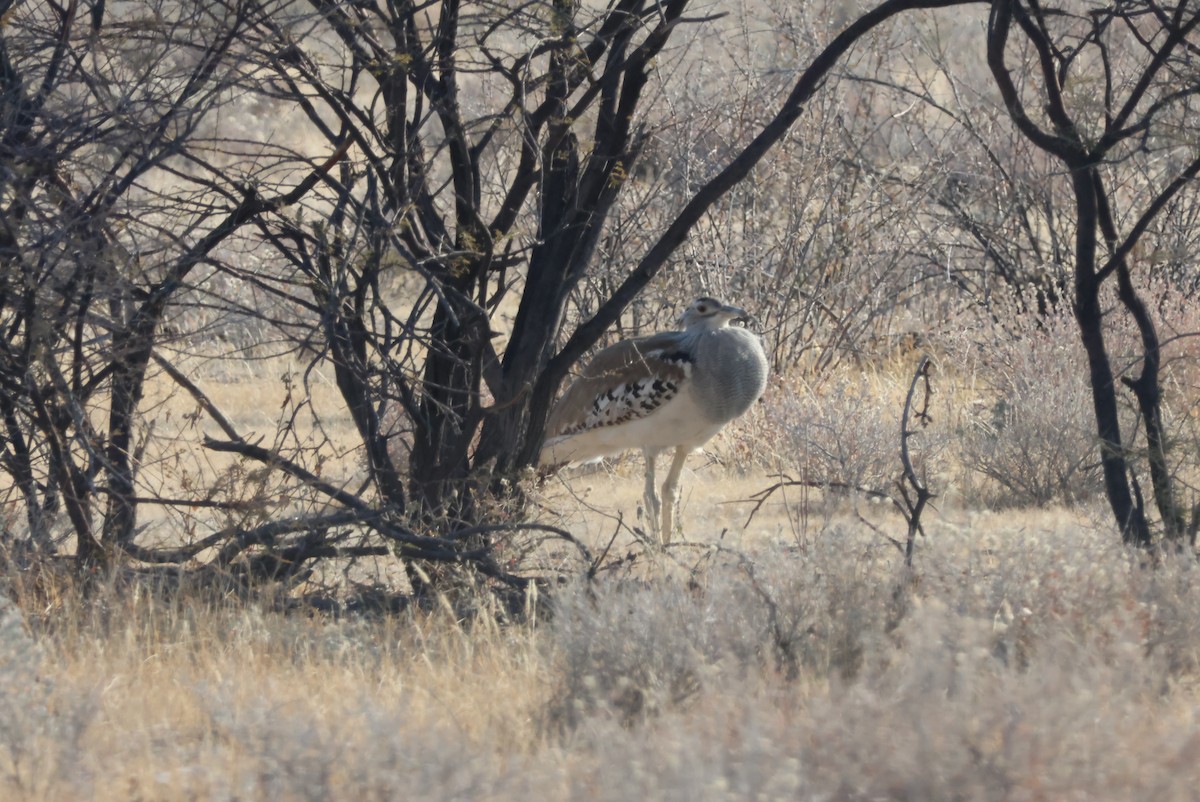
[540,297,769,543]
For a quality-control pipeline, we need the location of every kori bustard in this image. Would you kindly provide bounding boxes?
[539,297,769,544]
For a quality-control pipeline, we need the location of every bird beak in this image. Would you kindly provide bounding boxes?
[724,304,752,325]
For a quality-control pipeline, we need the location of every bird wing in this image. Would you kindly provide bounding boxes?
[545,332,692,440]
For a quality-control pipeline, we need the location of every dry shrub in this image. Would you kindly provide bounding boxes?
[745,534,900,680]
[543,516,1200,801]
[757,371,902,491]
[1142,555,1200,676]
[1149,285,1200,512]
[731,275,1199,519]
[555,515,1196,801]
[542,576,765,731]
[944,279,1200,512]
[949,308,1106,508]
[542,535,897,732]
[796,600,1175,801]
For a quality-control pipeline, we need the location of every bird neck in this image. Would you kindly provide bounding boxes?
[686,319,732,335]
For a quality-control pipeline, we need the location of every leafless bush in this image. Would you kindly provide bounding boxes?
[765,372,904,492]
[575,2,960,373]
[747,362,951,526]
[1142,555,1200,676]
[953,310,1106,508]
[538,522,1200,799]
[797,600,1170,800]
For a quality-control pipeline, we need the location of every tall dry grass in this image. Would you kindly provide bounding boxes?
[6,504,1200,800]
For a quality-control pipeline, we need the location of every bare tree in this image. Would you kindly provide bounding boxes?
[796,2,1200,538]
[208,0,976,561]
[987,0,1200,545]
[0,1,344,567]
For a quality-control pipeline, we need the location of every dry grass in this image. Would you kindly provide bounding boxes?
[6,489,1200,800]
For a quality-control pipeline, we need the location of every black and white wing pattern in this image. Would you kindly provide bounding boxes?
[544,333,693,441]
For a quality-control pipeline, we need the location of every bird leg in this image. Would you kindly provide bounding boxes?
[659,445,690,546]
[641,447,662,539]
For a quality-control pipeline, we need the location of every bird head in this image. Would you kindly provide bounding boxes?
[678,297,751,330]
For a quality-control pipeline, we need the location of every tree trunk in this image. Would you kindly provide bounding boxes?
[1070,168,1151,547]
[410,289,486,519]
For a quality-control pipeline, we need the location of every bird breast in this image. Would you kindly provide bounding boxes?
[690,327,769,423]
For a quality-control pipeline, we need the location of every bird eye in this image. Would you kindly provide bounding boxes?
[696,304,708,313]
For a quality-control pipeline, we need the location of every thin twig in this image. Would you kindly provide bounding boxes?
[897,355,935,566]
[743,474,891,528]
[587,513,624,580]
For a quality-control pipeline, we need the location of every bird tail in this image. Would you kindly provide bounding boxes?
[539,433,613,469]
